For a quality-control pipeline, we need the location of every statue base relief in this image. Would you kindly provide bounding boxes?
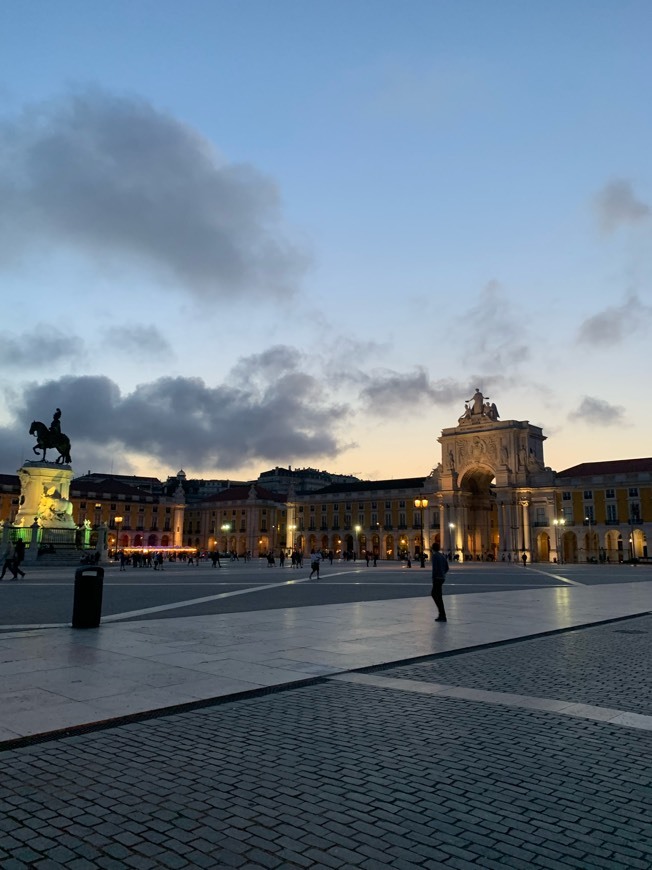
[14,461,77,530]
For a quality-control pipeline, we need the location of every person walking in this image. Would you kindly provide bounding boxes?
[430,542,449,622]
[13,538,26,578]
[0,542,18,580]
[522,552,528,567]
[309,549,322,580]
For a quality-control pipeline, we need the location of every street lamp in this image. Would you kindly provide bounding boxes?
[355,525,361,559]
[629,517,637,561]
[414,497,428,568]
[221,522,231,556]
[553,517,566,564]
[114,515,123,559]
[585,515,592,562]
[448,522,455,559]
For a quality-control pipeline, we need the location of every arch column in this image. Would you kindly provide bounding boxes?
[498,501,507,556]
[520,498,531,556]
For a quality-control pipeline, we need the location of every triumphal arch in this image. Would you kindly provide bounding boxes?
[436,390,556,560]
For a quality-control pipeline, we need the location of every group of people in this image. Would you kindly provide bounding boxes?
[1,539,26,581]
[110,540,453,624]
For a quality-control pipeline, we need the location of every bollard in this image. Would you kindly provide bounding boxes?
[72,566,104,628]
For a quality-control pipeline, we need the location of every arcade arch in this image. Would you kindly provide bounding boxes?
[458,465,497,560]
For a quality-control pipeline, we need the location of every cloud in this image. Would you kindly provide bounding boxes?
[102,325,174,360]
[577,293,652,346]
[463,281,530,372]
[0,89,308,300]
[0,322,175,372]
[1,346,351,472]
[568,396,626,426]
[358,369,464,412]
[0,326,82,369]
[594,180,650,234]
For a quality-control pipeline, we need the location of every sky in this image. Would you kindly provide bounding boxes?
[0,0,650,482]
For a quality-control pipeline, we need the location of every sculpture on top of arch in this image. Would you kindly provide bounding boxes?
[458,388,499,425]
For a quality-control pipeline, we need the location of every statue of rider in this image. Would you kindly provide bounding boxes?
[50,408,62,438]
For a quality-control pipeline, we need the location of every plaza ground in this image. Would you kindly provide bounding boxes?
[0,563,650,867]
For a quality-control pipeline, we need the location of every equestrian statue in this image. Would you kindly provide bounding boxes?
[29,408,72,464]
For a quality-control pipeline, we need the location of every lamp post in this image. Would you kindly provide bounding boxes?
[355,525,361,559]
[221,522,231,556]
[585,515,592,562]
[414,497,428,568]
[448,522,455,559]
[629,517,637,561]
[553,517,565,564]
[114,515,123,560]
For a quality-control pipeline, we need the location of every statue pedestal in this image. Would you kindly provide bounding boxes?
[15,461,77,530]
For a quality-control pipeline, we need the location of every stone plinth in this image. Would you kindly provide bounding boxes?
[15,461,77,530]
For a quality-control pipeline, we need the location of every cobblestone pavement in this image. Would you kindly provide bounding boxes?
[1,618,651,869]
[385,614,652,716]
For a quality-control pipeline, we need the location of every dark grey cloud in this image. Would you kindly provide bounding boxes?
[358,369,465,412]
[0,322,175,371]
[577,293,652,346]
[0,326,82,369]
[0,89,308,299]
[1,346,350,472]
[102,325,174,359]
[568,396,626,427]
[594,180,650,233]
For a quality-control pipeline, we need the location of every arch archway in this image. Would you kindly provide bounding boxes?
[604,530,621,562]
[537,532,551,562]
[631,528,646,559]
[458,465,497,559]
[561,531,577,563]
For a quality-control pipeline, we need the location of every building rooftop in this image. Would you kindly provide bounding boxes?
[71,478,161,501]
[557,458,652,478]
[197,484,287,505]
[310,477,428,495]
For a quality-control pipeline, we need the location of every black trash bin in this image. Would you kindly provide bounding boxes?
[72,566,104,628]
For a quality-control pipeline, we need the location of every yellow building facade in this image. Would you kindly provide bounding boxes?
[144,394,652,563]
[2,394,650,563]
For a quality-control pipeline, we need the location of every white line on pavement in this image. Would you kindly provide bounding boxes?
[329,673,652,731]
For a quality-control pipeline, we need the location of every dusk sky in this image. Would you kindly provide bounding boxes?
[1,1,650,482]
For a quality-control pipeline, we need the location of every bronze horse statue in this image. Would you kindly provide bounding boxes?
[29,421,72,464]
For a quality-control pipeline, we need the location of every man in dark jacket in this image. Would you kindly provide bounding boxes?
[430,542,449,622]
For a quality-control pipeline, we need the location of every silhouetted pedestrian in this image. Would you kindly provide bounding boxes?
[430,542,449,622]
[309,549,321,580]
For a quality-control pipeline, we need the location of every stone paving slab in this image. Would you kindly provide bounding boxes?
[1,621,651,869]
[0,580,651,742]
